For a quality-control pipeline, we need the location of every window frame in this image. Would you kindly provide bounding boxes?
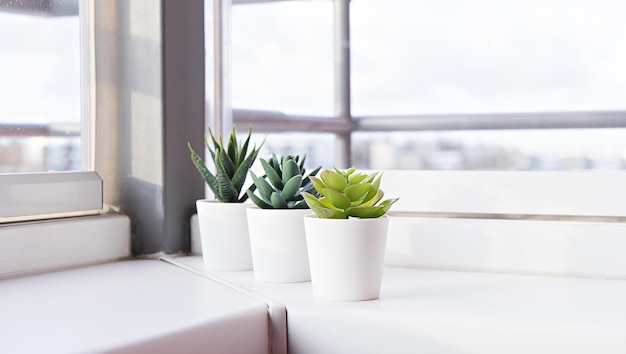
[230,0,626,167]
[0,0,103,222]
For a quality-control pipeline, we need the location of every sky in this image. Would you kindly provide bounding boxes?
[2,0,626,163]
[230,0,626,116]
[0,11,80,124]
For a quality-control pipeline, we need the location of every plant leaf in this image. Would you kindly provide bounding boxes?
[292,200,309,209]
[282,175,303,200]
[320,169,347,192]
[188,143,222,200]
[246,190,272,209]
[237,126,252,166]
[311,205,346,219]
[322,188,352,210]
[260,158,283,190]
[345,206,386,218]
[231,143,260,195]
[360,189,383,207]
[348,172,367,185]
[310,176,327,194]
[250,171,275,199]
[282,159,300,183]
[215,158,238,202]
[362,173,382,203]
[227,126,238,166]
[270,192,288,208]
[345,183,371,202]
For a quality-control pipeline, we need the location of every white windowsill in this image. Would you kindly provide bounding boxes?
[0,259,269,353]
[0,214,130,279]
[169,255,626,354]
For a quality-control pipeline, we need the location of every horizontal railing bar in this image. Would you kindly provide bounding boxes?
[354,110,626,132]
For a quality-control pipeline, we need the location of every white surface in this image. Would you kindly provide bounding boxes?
[0,214,130,278]
[247,207,311,282]
[174,256,626,354]
[0,260,269,354]
[380,170,626,217]
[0,171,102,219]
[196,200,253,270]
[386,215,626,279]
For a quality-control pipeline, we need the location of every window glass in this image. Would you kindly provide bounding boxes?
[351,0,626,170]
[351,0,626,115]
[231,1,334,117]
[354,129,626,171]
[253,132,336,171]
[0,1,80,173]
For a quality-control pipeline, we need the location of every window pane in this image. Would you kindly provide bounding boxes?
[231,1,334,116]
[0,1,80,173]
[253,132,336,171]
[352,0,626,115]
[354,129,626,171]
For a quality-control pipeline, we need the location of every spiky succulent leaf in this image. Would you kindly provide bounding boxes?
[237,127,252,166]
[227,126,238,165]
[188,143,221,200]
[231,143,262,199]
[189,125,263,203]
[215,158,238,202]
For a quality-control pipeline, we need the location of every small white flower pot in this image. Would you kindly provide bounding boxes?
[196,200,252,271]
[246,207,312,282]
[303,215,389,301]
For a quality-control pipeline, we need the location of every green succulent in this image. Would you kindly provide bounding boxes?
[301,167,398,219]
[247,154,322,209]
[188,125,263,203]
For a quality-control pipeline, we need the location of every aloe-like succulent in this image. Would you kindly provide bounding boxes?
[247,154,322,209]
[301,167,398,219]
[188,125,263,203]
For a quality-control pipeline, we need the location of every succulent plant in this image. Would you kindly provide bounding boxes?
[301,167,398,219]
[247,154,322,209]
[188,125,263,203]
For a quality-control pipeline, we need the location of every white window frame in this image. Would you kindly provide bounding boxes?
[0,0,103,222]
[0,0,128,278]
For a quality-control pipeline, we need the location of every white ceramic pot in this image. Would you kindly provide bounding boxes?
[303,215,389,301]
[196,200,252,271]
[246,207,312,282]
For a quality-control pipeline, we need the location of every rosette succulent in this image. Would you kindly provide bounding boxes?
[188,125,263,203]
[301,167,398,219]
[247,154,321,209]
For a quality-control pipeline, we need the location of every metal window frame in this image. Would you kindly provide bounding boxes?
[230,0,626,167]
